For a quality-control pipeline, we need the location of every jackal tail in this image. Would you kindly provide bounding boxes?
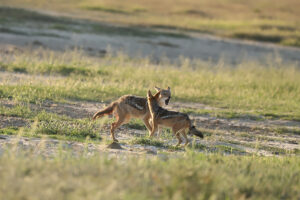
[92,102,117,120]
[189,126,204,138]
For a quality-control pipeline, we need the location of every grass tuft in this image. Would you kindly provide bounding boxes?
[130,137,165,147]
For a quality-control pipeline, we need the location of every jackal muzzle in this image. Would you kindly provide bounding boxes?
[165,97,171,105]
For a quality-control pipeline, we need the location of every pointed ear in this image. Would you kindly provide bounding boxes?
[167,86,170,91]
[154,86,161,92]
[147,90,153,98]
[154,91,161,98]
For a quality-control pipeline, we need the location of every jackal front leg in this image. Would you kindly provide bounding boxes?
[143,116,152,135]
[149,120,158,138]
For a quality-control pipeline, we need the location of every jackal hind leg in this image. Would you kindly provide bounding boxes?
[110,116,126,142]
[175,133,182,147]
[181,130,189,146]
[174,129,182,147]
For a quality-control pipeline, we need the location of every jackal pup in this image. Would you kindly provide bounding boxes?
[147,90,203,146]
[92,87,171,142]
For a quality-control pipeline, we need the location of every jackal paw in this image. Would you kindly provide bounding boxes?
[113,138,119,143]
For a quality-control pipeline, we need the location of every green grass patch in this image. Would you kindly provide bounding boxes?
[82,5,130,15]
[261,112,300,121]
[274,127,300,136]
[124,119,146,130]
[0,103,103,141]
[90,24,188,38]
[35,119,100,139]
[130,137,165,147]
[0,127,101,143]
[129,137,245,155]
[34,112,102,140]
[0,127,19,135]
[190,141,248,155]
[0,27,29,36]
[181,108,264,121]
[237,141,298,155]
[130,136,184,151]
[0,61,109,77]
[0,7,69,24]
[232,32,283,43]
[214,145,247,154]
[0,104,33,118]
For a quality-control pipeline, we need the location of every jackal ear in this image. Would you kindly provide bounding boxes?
[154,90,161,98]
[154,86,161,92]
[147,90,153,98]
[167,86,170,91]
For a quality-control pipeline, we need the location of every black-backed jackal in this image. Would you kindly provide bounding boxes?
[92,87,171,142]
[147,90,203,146]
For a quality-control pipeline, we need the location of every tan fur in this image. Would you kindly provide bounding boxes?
[147,90,203,146]
[92,87,171,142]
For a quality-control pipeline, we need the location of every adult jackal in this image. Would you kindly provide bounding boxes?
[92,87,171,142]
[147,90,203,146]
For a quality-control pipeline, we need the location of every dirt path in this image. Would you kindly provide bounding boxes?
[0,134,168,158]
[1,8,300,65]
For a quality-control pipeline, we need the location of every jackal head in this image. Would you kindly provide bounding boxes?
[154,86,171,106]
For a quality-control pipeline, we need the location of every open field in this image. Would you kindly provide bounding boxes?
[1,3,300,199]
[1,0,300,47]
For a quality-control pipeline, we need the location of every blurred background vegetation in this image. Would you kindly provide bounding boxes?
[1,0,300,47]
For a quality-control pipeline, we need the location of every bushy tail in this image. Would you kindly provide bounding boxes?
[189,126,204,138]
[92,102,117,120]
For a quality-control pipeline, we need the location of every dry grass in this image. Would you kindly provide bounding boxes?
[0,144,299,200]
